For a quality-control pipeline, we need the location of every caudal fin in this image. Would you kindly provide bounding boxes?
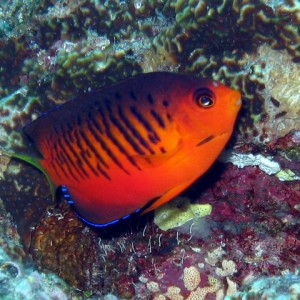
[0,149,56,197]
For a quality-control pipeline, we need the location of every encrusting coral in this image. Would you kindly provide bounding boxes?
[0,0,299,148]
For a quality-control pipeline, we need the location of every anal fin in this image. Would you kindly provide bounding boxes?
[141,178,194,215]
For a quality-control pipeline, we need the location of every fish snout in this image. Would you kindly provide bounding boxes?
[230,89,242,110]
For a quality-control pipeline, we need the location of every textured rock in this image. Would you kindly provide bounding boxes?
[0,1,299,299]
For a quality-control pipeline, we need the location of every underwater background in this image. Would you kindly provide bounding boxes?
[0,0,299,299]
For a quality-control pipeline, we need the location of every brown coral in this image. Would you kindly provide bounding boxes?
[29,202,103,292]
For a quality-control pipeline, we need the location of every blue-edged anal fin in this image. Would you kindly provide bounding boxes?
[141,178,195,215]
[0,149,56,199]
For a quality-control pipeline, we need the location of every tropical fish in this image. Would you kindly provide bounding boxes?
[7,72,241,227]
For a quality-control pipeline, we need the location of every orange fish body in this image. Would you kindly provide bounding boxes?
[22,72,241,226]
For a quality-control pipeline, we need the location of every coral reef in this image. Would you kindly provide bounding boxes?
[0,0,299,148]
[0,247,70,300]
[21,163,299,299]
[0,194,72,300]
[0,152,10,179]
[0,88,43,150]
[0,197,25,262]
[226,272,300,300]
[30,202,103,292]
[220,149,300,181]
[0,0,299,299]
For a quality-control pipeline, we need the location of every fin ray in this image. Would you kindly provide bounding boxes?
[0,149,56,197]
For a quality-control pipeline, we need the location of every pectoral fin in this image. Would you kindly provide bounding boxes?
[133,137,183,168]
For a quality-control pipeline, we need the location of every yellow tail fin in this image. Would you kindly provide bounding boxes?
[0,149,56,198]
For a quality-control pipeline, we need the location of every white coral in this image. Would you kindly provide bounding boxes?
[220,150,280,175]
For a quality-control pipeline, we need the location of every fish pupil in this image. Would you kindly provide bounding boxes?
[194,88,215,108]
[200,96,214,107]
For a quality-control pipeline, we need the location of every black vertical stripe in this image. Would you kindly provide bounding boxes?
[95,161,111,180]
[62,126,87,180]
[78,129,111,180]
[106,104,146,155]
[99,104,141,171]
[148,134,160,144]
[49,140,61,178]
[82,124,109,169]
[50,160,60,178]
[147,94,155,104]
[54,152,69,178]
[50,129,81,180]
[44,138,52,154]
[85,149,91,158]
[71,130,89,178]
[76,130,100,177]
[130,106,160,144]
[129,90,137,100]
[88,112,104,134]
[56,134,79,180]
[72,129,92,178]
[54,137,75,179]
[58,148,78,180]
[150,109,165,128]
[52,142,64,165]
[117,105,155,155]
[66,124,75,143]
[87,116,130,175]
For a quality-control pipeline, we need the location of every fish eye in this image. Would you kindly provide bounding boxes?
[194,88,215,108]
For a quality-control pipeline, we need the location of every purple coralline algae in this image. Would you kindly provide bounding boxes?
[0,0,299,299]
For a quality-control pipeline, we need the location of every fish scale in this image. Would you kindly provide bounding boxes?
[12,72,241,226]
[41,87,172,183]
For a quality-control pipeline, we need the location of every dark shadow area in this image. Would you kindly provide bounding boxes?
[181,161,226,201]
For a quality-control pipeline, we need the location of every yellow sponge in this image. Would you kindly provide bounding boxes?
[154,197,212,231]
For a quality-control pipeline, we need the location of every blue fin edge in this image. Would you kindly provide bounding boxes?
[60,185,141,228]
